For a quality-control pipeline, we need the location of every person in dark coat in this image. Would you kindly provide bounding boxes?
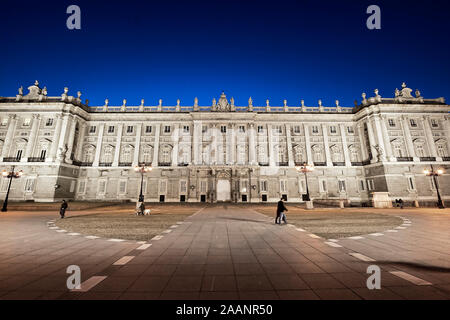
[60,200,68,219]
[276,198,288,224]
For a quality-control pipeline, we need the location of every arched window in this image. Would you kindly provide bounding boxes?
[348,145,360,162]
[159,144,172,164]
[102,145,114,163]
[141,145,153,164]
[83,145,95,162]
[330,145,343,162]
[293,145,305,164]
[311,145,324,162]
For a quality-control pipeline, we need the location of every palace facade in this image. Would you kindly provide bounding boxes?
[0,81,449,206]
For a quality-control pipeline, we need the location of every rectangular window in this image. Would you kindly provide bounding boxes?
[347,126,354,134]
[89,126,96,133]
[159,180,167,194]
[257,125,264,133]
[200,180,207,193]
[119,180,127,194]
[46,118,54,127]
[367,179,375,191]
[407,177,415,191]
[220,126,227,133]
[202,126,208,133]
[1,118,8,126]
[260,180,267,192]
[338,180,346,192]
[70,181,76,193]
[330,126,337,134]
[274,126,282,134]
[145,126,152,133]
[23,118,31,127]
[239,126,245,133]
[78,181,86,194]
[410,119,417,127]
[359,180,365,191]
[319,179,327,193]
[24,179,36,193]
[183,126,190,133]
[0,180,8,192]
[280,180,287,193]
[108,126,115,133]
[312,126,319,134]
[127,126,134,133]
[164,126,171,133]
[294,126,301,133]
[180,180,187,194]
[431,119,439,128]
[98,180,107,194]
[388,119,396,127]
[240,180,249,192]
[40,150,46,160]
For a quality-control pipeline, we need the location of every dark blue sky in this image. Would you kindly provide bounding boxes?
[1,0,449,107]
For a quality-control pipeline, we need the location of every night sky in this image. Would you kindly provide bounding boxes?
[1,0,449,107]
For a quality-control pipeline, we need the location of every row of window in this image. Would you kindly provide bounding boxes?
[388,118,440,128]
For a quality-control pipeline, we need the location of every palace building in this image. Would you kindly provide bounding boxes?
[0,81,449,206]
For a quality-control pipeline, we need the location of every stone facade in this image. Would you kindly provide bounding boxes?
[0,82,449,205]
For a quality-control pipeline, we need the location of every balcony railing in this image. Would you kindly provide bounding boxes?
[99,162,113,167]
[397,157,413,162]
[3,157,20,162]
[259,162,269,167]
[362,160,371,166]
[276,162,288,167]
[178,163,189,167]
[314,162,326,166]
[158,162,171,167]
[351,162,363,166]
[443,157,450,162]
[420,157,436,162]
[333,162,345,167]
[138,162,152,166]
[72,160,82,166]
[119,162,132,167]
[80,162,93,167]
[28,157,45,163]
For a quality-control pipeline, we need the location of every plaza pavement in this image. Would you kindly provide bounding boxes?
[0,205,449,300]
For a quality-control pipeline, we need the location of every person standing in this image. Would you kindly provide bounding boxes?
[60,200,68,219]
[276,198,288,224]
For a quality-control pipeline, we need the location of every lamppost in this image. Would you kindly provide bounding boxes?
[134,164,152,203]
[296,163,315,209]
[1,166,24,212]
[424,165,445,209]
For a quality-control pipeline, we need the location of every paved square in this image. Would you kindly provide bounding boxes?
[0,206,449,300]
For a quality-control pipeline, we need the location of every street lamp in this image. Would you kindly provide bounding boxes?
[296,163,315,209]
[134,164,152,203]
[424,165,445,209]
[1,166,24,212]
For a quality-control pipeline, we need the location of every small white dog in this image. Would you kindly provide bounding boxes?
[144,209,151,216]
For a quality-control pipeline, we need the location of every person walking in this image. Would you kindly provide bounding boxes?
[60,200,68,219]
[276,198,288,224]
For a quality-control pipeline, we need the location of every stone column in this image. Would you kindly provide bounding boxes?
[228,124,236,165]
[373,115,386,161]
[172,124,179,167]
[267,124,275,166]
[339,124,351,167]
[248,123,257,165]
[366,119,378,163]
[47,114,63,162]
[22,114,41,162]
[380,115,394,161]
[322,124,332,166]
[152,124,160,167]
[65,116,78,164]
[193,121,201,165]
[93,124,105,167]
[285,124,294,167]
[132,124,142,167]
[1,114,18,161]
[303,123,313,165]
[112,123,123,166]
[75,123,87,162]
[212,124,219,165]
[357,123,368,162]
[400,116,417,160]
[423,116,439,159]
